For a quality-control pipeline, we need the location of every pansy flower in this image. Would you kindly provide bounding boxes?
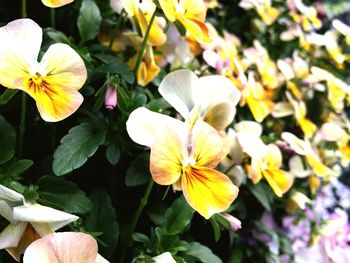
[239,0,280,26]
[114,0,167,46]
[236,121,293,197]
[23,232,109,263]
[282,132,337,179]
[158,69,240,131]
[125,32,160,86]
[158,0,210,43]
[0,19,87,122]
[0,184,78,261]
[41,0,74,8]
[127,107,238,219]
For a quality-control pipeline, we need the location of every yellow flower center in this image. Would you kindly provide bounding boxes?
[27,73,50,92]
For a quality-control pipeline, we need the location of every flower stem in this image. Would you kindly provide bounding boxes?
[18,0,27,158]
[132,10,157,82]
[119,179,154,263]
[18,93,27,158]
[21,0,27,18]
[50,9,56,28]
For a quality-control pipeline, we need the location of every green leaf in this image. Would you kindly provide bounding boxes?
[147,98,171,112]
[37,176,92,214]
[0,159,33,179]
[209,217,221,242]
[248,182,273,211]
[164,196,194,235]
[0,115,16,164]
[183,242,222,263]
[45,29,71,44]
[125,153,150,186]
[228,248,243,263]
[83,189,119,257]
[106,142,120,165]
[98,61,134,84]
[132,233,150,244]
[77,0,102,43]
[53,123,106,176]
[0,89,18,105]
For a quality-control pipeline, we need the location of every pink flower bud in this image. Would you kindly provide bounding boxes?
[105,84,117,110]
[221,213,241,231]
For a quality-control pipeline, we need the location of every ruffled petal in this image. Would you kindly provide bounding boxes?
[23,232,98,263]
[182,166,238,219]
[0,19,42,89]
[158,69,197,118]
[150,127,187,185]
[40,43,87,91]
[41,0,74,8]
[20,77,84,122]
[126,107,187,147]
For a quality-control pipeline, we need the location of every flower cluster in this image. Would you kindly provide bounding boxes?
[0,0,349,262]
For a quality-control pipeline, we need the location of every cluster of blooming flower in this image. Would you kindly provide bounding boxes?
[0,0,349,261]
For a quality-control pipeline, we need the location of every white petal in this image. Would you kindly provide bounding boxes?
[272,102,294,118]
[96,253,110,263]
[110,0,123,14]
[158,69,197,118]
[126,107,187,147]
[289,155,311,178]
[153,252,176,263]
[0,19,42,89]
[0,222,27,249]
[0,184,25,206]
[195,75,241,110]
[281,132,309,155]
[13,204,78,231]
[0,200,16,223]
[234,121,262,137]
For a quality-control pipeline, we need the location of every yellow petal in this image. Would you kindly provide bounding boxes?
[298,118,317,138]
[192,120,225,168]
[150,128,187,185]
[41,0,74,8]
[182,166,238,219]
[246,97,273,122]
[120,0,137,16]
[264,144,282,169]
[21,78,83,122]
[262,169,294,197]
[158,0,176,21]
[306,155,336,178]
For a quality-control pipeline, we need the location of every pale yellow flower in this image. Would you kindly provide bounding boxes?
[0,19,86,122]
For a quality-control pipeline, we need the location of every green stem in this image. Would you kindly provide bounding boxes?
[50,8,56,28]
[21,0,27,18]
[132,10,157,82]
[119,180,154,263]
[18,93,27,158]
